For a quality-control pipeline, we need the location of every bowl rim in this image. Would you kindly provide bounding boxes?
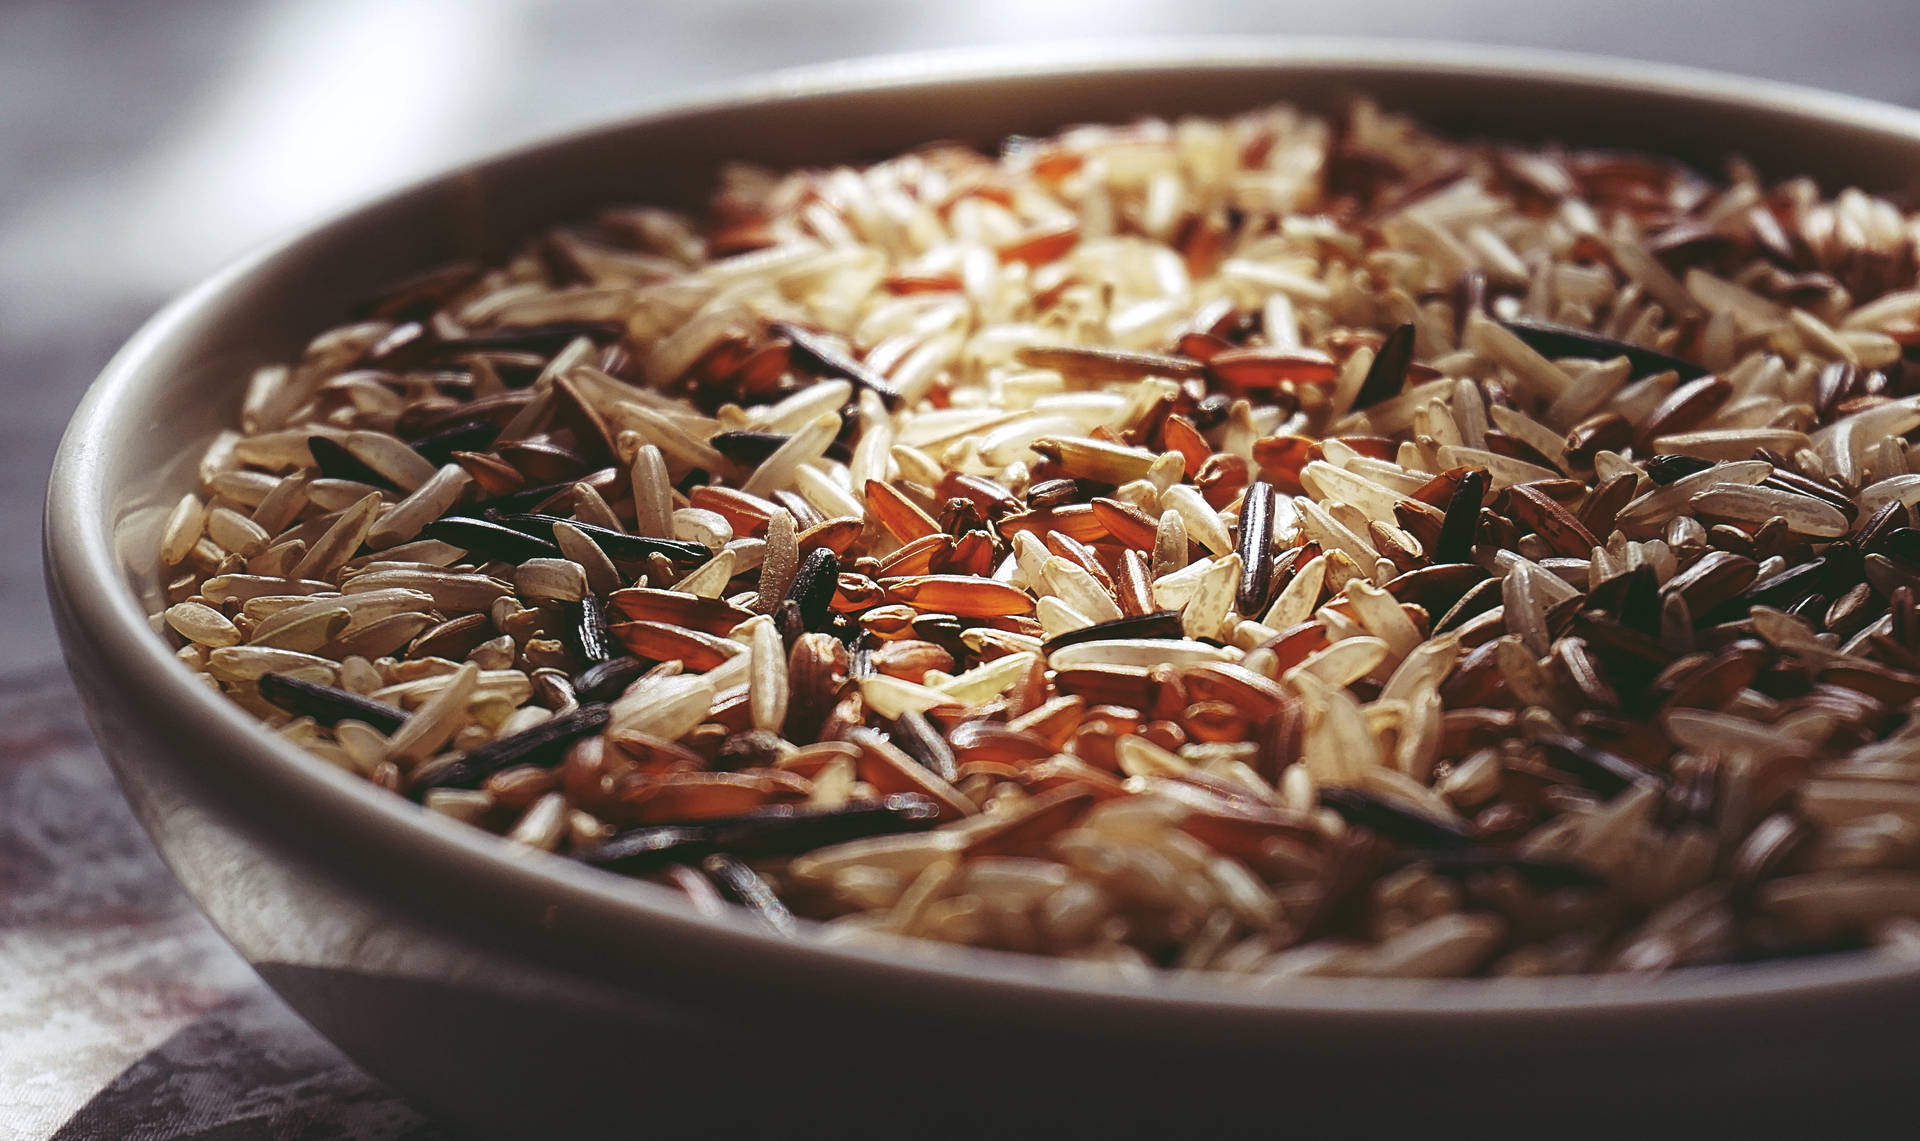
[46,36,1920,1024]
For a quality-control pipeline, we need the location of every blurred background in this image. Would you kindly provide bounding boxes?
[6,0,1920,1136]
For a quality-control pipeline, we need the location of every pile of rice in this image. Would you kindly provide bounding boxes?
[155,99,1920,978]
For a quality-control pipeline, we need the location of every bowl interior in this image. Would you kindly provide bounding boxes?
[48,41,1920,1024]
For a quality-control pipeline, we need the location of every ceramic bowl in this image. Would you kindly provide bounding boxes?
[46,42,1920,1137]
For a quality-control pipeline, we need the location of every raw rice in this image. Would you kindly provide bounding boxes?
[156,98,1920,978]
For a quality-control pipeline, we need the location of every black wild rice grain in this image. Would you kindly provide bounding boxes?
[770,320,903,407]
[1351,323,1417,411]
[259,672,408,733]
[1317,787,1472,848]
[569,596,615,665]
[787,548,839,632]
[426,320,627,358]
[700,854,797,935]
[774,598,806,649]
[1643,454,1715,484]
[468,478,602,517]
[1742,557,1830,609]
[1499,317,1711,380]
[1040,610,1185,654]
[413,703,612,792]
[497,514,710,562]
[1859,499,1914,553]
[410,417,502,465]
[1533,733,1658,795]
[1236,480,1277,615]
[1883,529,1920,567]
[887,710,960,782]
[710,430,797,465]
[1434,469,1488,564]
[574,794,941,873]
[308,435,400,490]
[421,515,563,562]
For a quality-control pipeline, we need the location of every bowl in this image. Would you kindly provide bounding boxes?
[46,41,1920,1137]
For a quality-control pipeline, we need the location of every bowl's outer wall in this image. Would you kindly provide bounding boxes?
[45,48,1920,1136]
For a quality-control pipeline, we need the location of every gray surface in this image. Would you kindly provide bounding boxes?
[8,0,1920,1136]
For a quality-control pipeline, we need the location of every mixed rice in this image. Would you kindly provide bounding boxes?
[156,99,1920,979]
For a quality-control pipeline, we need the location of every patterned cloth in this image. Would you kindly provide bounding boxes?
[0,678,440,1140]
